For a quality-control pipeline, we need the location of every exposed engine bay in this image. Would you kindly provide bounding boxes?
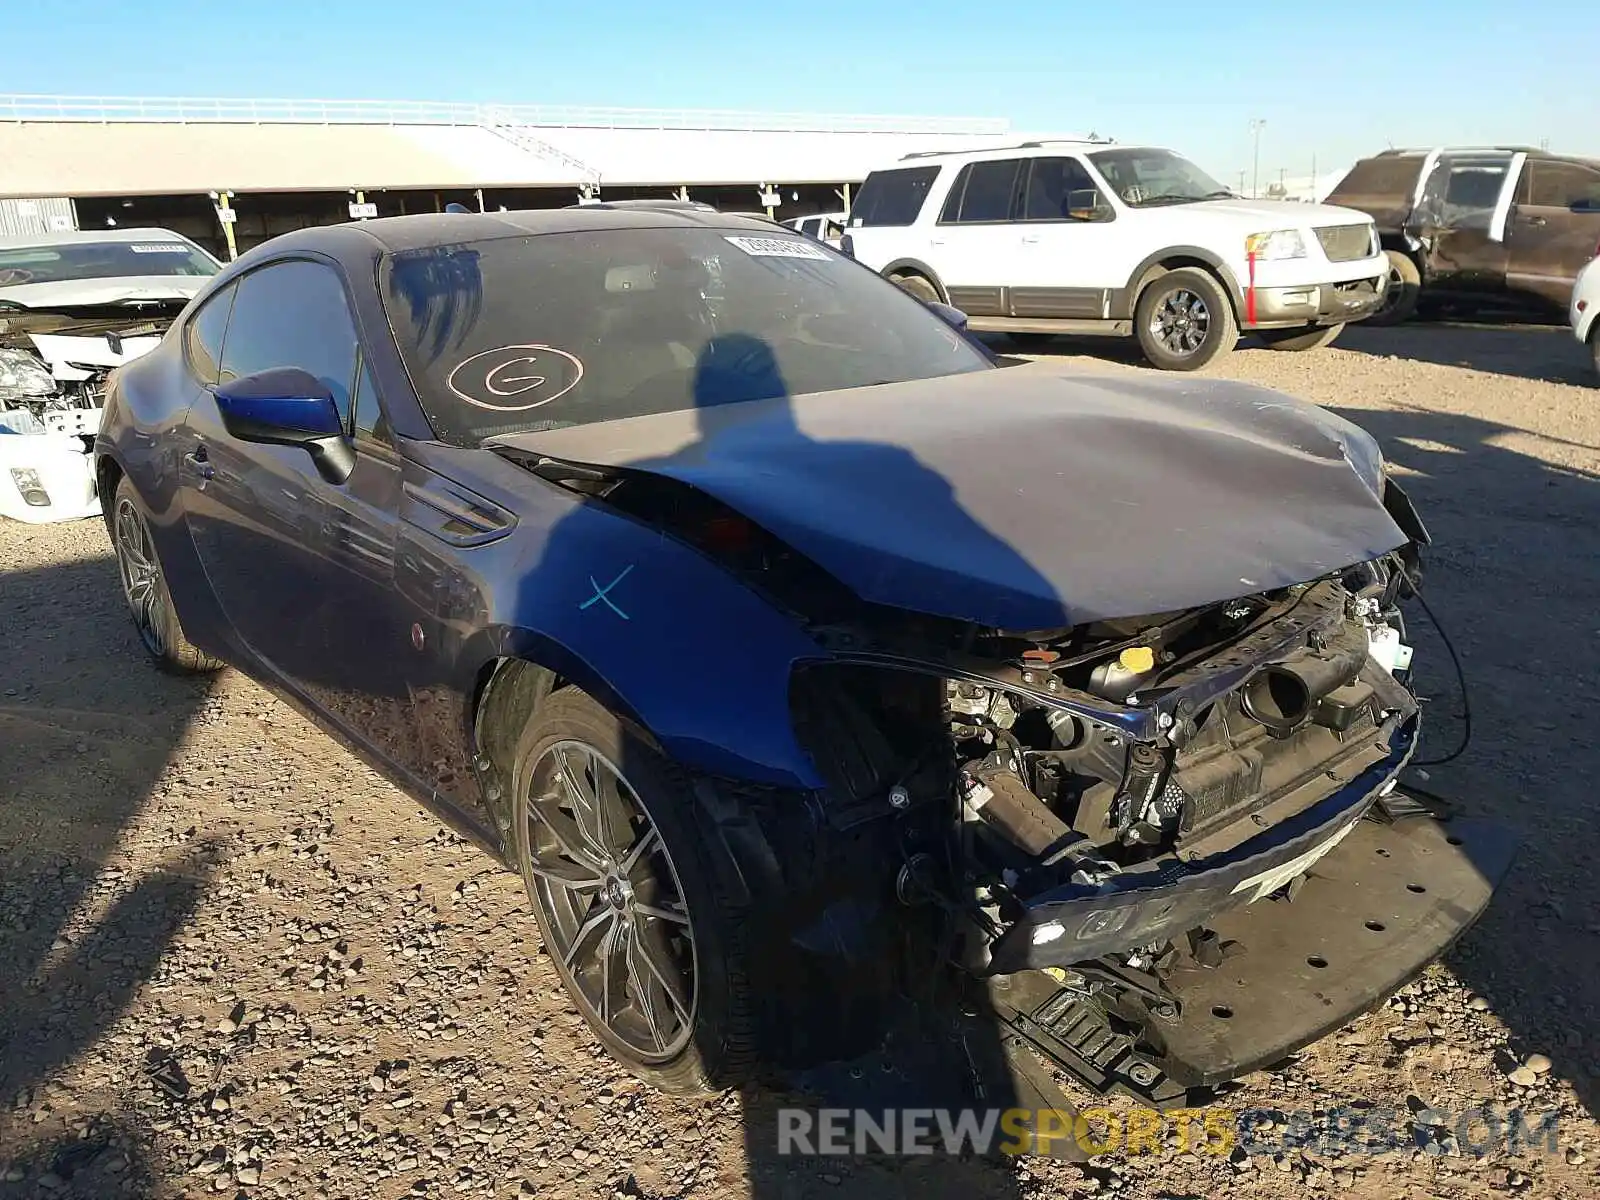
[0,304,180,522]
[790,552,1422,968]
[1,227,213,523]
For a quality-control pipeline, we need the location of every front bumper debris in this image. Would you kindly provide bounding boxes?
[988,807,1518,1107]
[986,718,1415,975]
[1247,274,1387,328]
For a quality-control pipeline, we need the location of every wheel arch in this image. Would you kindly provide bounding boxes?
[467,637,664,844]
[879,258,949,300]
[94,451,125,525]
[1115,247,1245,323]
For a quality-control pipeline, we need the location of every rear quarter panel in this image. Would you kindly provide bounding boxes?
[95,339,227,654]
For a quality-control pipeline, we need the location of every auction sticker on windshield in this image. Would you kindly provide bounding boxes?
[724,235,831,261]
[130,244,194,254]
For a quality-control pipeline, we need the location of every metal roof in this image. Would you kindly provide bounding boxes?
[0,94,1038,198]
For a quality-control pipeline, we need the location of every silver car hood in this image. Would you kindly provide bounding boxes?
[492,362,1406,630]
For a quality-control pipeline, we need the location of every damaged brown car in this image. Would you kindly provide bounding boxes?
[1327,146,1600,324]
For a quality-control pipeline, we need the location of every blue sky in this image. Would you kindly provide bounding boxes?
[6,0,1592,179]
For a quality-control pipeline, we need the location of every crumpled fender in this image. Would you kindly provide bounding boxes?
[430,454,832,791]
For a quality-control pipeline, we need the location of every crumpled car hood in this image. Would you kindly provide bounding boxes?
[492,362,1407,630]
[0,277,204,310]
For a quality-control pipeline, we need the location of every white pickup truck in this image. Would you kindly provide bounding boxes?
[842,140,1389,369]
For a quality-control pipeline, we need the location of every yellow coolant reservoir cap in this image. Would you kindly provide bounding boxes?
[1119,646,1155,673]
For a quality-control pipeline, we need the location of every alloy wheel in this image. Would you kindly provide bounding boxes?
[521,741,697,1061]
[113,496,168,658]
[1150,289,1211,356]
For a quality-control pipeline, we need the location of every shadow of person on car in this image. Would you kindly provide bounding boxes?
[515,330,1089,1197]
[1322,401,1600,1127]
[0,548,220,1194]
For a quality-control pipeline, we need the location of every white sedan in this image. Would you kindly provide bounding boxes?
[1572,255,1600,382]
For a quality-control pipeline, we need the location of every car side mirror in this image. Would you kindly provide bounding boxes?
[926,301,969,331]
[1067,189,1109,221]
[213,367,354,485]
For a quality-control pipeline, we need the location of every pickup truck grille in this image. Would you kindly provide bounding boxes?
[1316,224,1377,262]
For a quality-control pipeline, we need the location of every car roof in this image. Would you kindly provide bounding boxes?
[0,226,203,250]
[1369,146,1600,168]
[259,207,790,258]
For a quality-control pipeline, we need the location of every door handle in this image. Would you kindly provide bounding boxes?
[1021,234,1041,244]
[184,448,215,481]
[1523,214,1547,227]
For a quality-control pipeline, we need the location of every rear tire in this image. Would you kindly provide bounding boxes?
[1260,323,1344,352]
[510,690,756,1095]
[887,271,940,304]
[1590,326,1600,385]
[1134,267,1237,371]
[1367,250,1421,326]
[108,477,225,674]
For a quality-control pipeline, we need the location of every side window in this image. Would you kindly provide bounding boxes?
[219,260,363,429]
[1022,157,1106,220]
[848,166,941,227]
[1425,155,1513,231]
[1527,161,1600,211]
[941,159,1023,224]
[350,354,389,442]
[184,282,237,386]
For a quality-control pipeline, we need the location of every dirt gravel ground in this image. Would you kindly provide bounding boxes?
[2,320,1599,1200]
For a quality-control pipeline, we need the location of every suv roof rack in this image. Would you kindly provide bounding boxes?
[898,135,1114,161]
[1376,145,1543,157]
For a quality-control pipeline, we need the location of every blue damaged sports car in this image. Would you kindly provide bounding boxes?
[94,207,1512,1103]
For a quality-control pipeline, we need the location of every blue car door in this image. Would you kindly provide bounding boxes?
[180,258,409,737]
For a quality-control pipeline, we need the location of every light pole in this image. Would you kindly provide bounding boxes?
[1248,119,1267,198]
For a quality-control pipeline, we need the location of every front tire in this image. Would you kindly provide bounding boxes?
[109,477,225,674]
[1367,250,1421,326]
[1259,323,1344,352]
[1134,267,1238,371]
[887,271,940,304]
[510,690,756,1095]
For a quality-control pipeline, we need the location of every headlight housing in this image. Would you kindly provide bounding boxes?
[1244,229,1307,261]
[0,348,56,401]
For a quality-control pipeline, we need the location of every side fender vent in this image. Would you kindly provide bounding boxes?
[401,477,517,547]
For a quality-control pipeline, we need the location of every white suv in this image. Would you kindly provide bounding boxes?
[842,141,1389,370]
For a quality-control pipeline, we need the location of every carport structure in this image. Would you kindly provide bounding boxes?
[0,95,1022,258]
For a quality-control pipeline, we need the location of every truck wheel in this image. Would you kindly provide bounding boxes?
[1260,324,1343,352]
[109,477,226,674]
[888,271,940,304]
[1367,251,1421,327]
[510,690,758,1095]
[1134,268,1237,371]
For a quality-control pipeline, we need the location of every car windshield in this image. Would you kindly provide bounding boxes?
[381,226,991,445]
[0,239,219,287]
[1088,149,1234,207]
